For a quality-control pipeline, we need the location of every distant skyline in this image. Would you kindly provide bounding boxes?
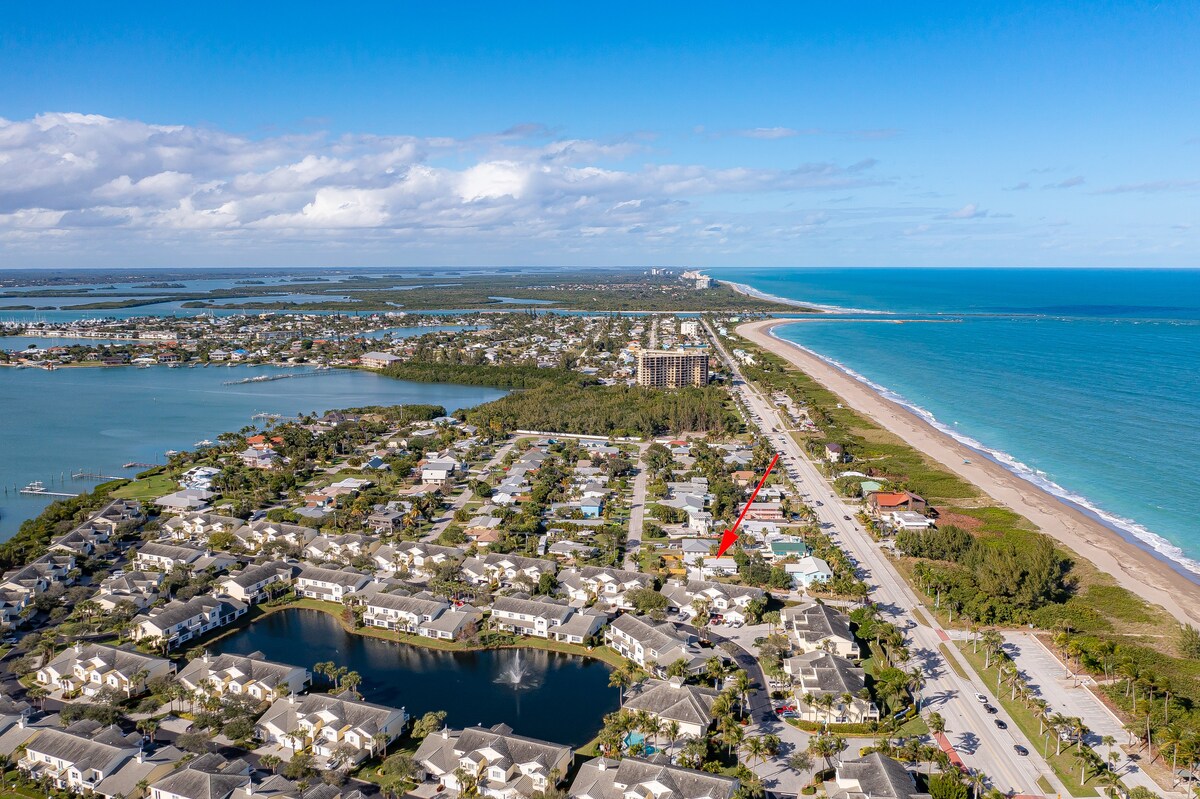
[2,2,1198,268]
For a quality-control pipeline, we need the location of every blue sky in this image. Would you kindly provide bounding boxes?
[1,1,1197,267]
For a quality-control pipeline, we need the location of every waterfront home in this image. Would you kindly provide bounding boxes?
[217,561,297,603]
[149,753,251,799]
[239,446,280,470]
[362,591,483,640]
[660,580,765,625]
[414,723,572,799]
[304,533,380,564]
[785,651,879,724]
[241,519,318,551]
[177,651,310,702]
[621,677,719,739]
[96,570,162,610]
[866,490,928,516]
[782,603,859,657]
[884,510,937,533]
[824,443,847,464]
[375,542,464,578]
[460,553,558,589]
[360,351,401,369]
[161,511,246,542]
[36,642,172,698]
[569,757,738,799]
[558,566,654,610]
[295,565,373,602]
[132,595,249,649]
[489,594,606,643]
[784,556,834,589]
[19,720,178,797]
[605,614,708,675]
[257,693,408,764]
[828,753,931,799]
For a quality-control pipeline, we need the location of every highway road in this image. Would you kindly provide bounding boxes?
[705,320,1065,797]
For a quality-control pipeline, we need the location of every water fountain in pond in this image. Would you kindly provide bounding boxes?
[494,650,540,690]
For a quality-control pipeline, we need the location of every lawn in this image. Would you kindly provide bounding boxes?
[955,642,1098,797]
[111,472,178,501]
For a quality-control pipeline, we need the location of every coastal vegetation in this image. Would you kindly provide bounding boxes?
[466,383,742,438]
[0,481,130,571]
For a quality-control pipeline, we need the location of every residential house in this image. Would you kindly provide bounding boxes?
[36,642,172,698]
[377,542,464,579]
[489,594,606,644]
[621,677,718,739]
[866,491,928,516]
[786,651,878,723]
[240,520,317,552]
[133,595,249,649]
[558,566,653,611]
[661,580,765,625]
[827,754,931,799]
[149,753,251,799]
[605,615,708,675]
[257,693,408,763]
[569,757,737,799]
[414,724,572,799]
[460,554,557,589]
[96,570,162,611]
[782,603,859,657]
[362,591,483,641]
[295,566,373,602]
[785,556,834,589]
[217,561,297,604]
[177,652,310,702]
[360,352,401,370]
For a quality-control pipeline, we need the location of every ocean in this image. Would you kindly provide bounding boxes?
[0,366,505,540]
[709,267,1200,578]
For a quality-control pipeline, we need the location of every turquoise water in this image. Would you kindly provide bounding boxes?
[709,268,1200,577]
[0,366,505,539]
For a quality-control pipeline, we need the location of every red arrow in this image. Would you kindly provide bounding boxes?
[716,452,780,557]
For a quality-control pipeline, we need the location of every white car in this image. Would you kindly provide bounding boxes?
[974,692,988,703]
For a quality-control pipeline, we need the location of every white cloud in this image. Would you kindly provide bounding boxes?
[0,112,885,249]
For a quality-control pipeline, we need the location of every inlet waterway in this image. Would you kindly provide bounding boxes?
[0,365,506,539]
[212,608,617,745]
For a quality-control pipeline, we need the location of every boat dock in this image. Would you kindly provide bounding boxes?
[71,470,123,481]
[18,481,80,497]
[123,462,156,468]
[223,369,335,386]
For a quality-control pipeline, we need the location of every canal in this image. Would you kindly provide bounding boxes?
[211,608,618,745]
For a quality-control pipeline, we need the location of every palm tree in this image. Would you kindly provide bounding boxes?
[664,720,681,754]
[980,630,1003,669]
[260,754,282,774]
[927,712,946,735]
[906,667,926,711]
[741,735,768,767]
[731,670,752,717]
[966,769,986,799]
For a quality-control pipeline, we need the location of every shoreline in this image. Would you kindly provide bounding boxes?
[738,317,1200,628]
[716,275,886,315]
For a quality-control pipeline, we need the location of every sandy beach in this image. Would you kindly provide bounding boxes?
[739,318,1200,628]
